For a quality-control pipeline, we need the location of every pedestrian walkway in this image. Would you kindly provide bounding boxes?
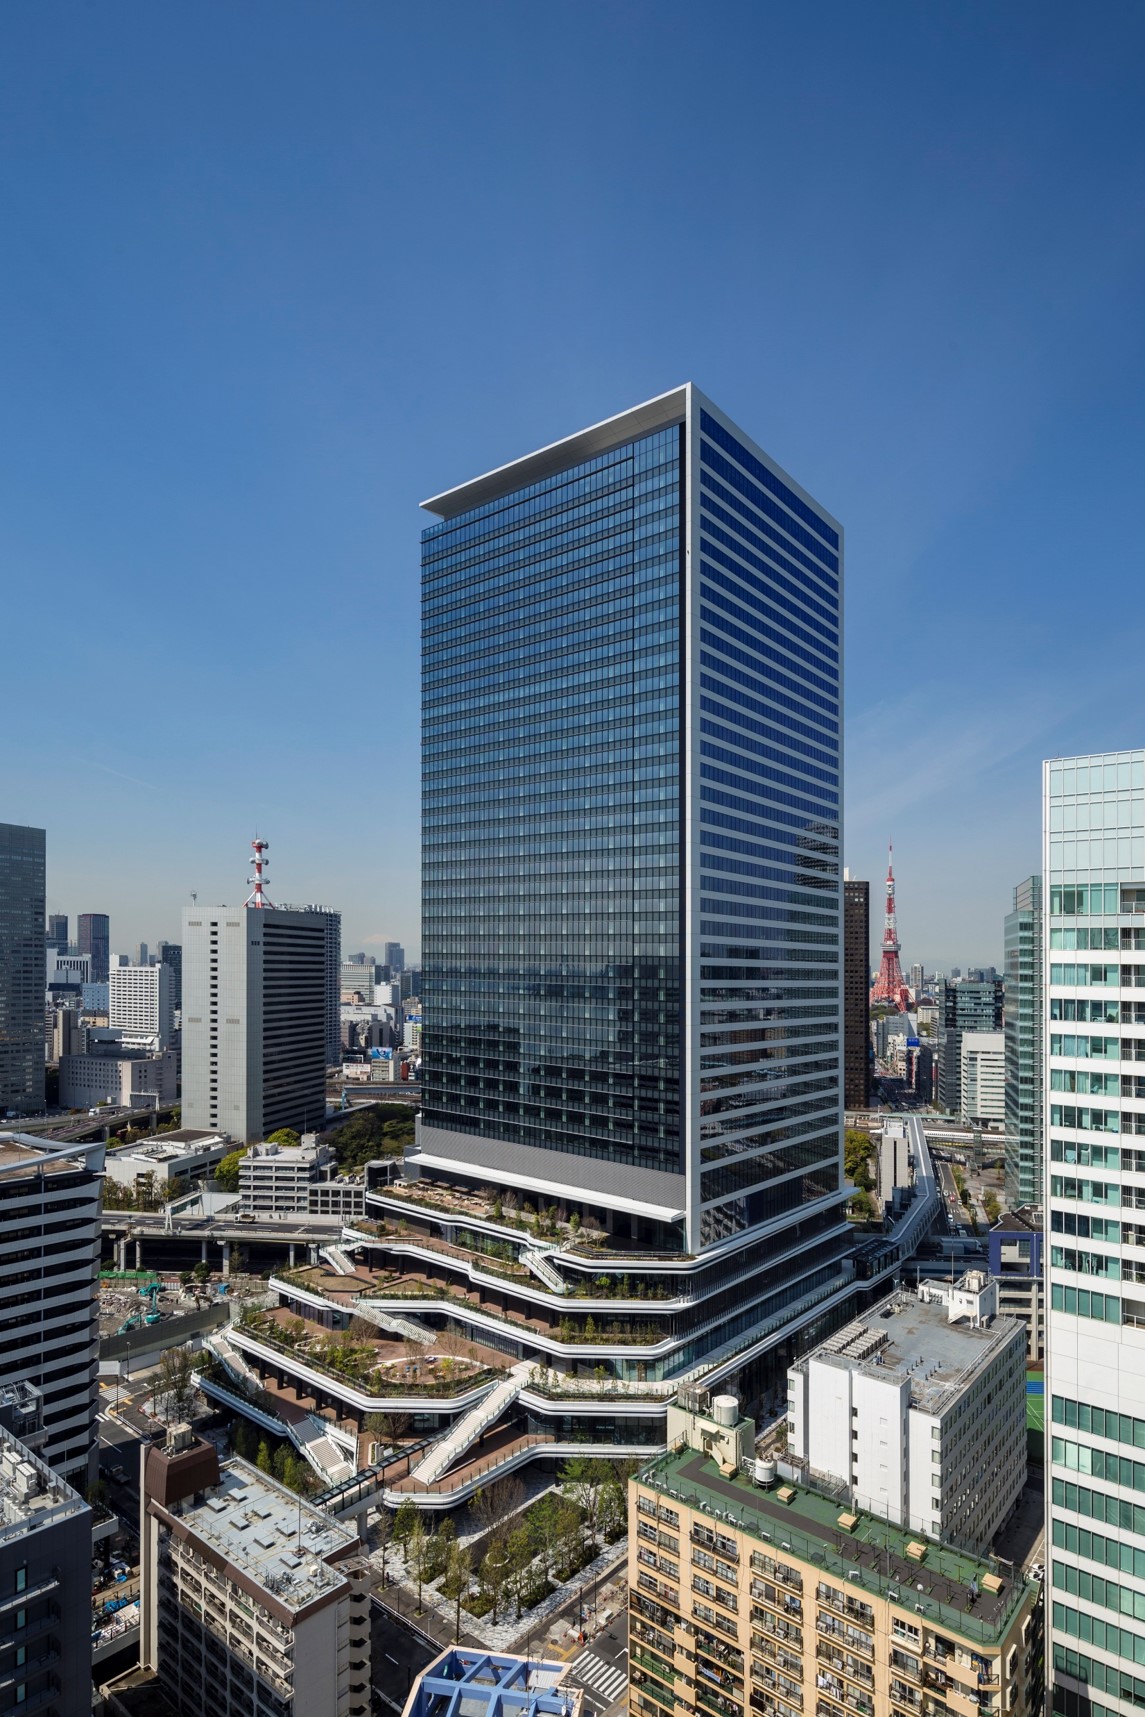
[571,1649,627,1705]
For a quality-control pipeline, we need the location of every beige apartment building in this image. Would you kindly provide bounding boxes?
[629,1396,1042,1717]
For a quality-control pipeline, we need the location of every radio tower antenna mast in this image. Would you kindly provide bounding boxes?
[870,840,910,1011]
[245,837,276,910]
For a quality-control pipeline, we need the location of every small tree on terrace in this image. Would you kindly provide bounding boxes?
[481,1541,510,1625]
[506,1521,534,1620]
[471,1473,524,1547]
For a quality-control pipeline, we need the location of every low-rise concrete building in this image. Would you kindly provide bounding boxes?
[239,1134,331,1215]
[103,1129,232,1191]
[988,1208,1045,1363]
[787,1275,1027,1554]
[402,1650,583,1717]
[60,1045,178,1110]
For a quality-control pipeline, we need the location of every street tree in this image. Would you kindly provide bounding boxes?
[446,1540,471,1643]
[157,1344,196,1422]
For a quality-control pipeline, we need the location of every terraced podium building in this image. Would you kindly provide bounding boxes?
[205,389,862,1504]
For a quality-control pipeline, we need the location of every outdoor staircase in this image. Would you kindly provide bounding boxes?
[319,1246,355,1276]
[289,1412,355,1485]
[407,1362,530,1488]
[208,1333,354,1484]
[208,1331,262,1391]
[353,1299,437,1344]
[522,1249,567,1294]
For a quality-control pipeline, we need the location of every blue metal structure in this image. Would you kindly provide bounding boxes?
[403,1650,579,1717]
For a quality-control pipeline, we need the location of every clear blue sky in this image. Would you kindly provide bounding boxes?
[4,2,1144,968]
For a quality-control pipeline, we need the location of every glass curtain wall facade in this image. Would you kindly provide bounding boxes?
[422,426,683,1179]
[1005,874,1044,1208]
[1044,751,1145,1717]
[844,877,872,1109]
[417,385,851,1388]
[0,822,46,1115]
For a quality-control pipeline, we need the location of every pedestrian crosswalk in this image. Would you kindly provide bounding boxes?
[571,1649,628,1706]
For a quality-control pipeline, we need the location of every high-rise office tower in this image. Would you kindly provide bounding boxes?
[302,905,342,1067]
[843,875,871,1108]
[215,391,859,1501]
[76,911,110,983]
[156,939,183,1012]
[909,959,925,996]
[0,1133,104,1483]
[383,941,405,973]
[1044,750,1145,1717]
[46,913,68,954]
[109,961,174,1046]
[1004,874,1043,1207]
[937,975,1004,1114]
[418,385,850,1379]
[182,894,327,1141]
[0,822,46,1116]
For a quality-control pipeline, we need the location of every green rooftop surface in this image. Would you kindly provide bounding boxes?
[638,1444,1038,1649]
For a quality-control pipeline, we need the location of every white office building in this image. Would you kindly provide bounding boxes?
[103,1129,232,1191]
[239,1134,331,1215]
[182,903,328,1142]
[787,1274,1026,1554]
[293,903,341,1068]
[109,961,174,1047]
[960,1028,1006,1123]
[1044,750,1145,1717]
[59,1045,177,1109]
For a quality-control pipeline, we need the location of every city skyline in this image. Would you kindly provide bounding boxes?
[3,6,1144,964]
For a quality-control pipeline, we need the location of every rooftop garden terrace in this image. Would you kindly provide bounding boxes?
[372,1174,691,1256]
[236,1303,508,1397]
[349,1218,678,1300]
[277,1260,668,1347]
[369,1177,606,1243]
[638,1445,1039,1649]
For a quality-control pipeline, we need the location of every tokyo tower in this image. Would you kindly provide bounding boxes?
[869,841,911,1011]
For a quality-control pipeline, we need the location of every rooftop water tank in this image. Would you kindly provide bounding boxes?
[712,1394,738,1428]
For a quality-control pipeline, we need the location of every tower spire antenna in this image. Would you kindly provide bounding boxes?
[245,836,276,910]
[870,838,911,1011]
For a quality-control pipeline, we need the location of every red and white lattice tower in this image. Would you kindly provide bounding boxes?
[869,841,911,1011]
[244,837,276,909]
